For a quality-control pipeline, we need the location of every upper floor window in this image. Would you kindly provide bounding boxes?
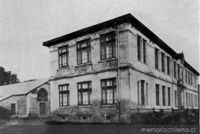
[59,84,70,106]
[78,81,92,105]
[37,88,48,101]
[137,80,148,105]
[161,52,165,73]
[174,61,177,78]
[185,70,187,83]
[101,78,116,105]
[167,56,170,75]
[143,39,146,63]
[155,48,159,70]
[178,64,180,79]
[137,35,147,64]
[58,45,68,68]
[100,32,116,60]
[137,35,141,61]
[77,39,91,65]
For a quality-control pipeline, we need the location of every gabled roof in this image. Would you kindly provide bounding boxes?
[43,13,199,76]
[0,79,49,101]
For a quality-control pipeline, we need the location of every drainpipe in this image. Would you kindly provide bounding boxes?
[115,26,121,123]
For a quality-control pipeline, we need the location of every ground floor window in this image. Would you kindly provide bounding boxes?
[59,84,70,106]
[194,94,198,107]
[175,90,178,107]
[137,80,148,105]
[155,84,160,106]
[162,86,166,106]
[101,78,116,104]
[168,87,171,106]
[78,81,92,105]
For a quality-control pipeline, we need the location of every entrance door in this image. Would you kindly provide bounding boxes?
[11,103,16,115]
[39,103,46,115]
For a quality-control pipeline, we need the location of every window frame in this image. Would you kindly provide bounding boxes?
[100,32,116,60]
[155,48,159,70]
[58,45,69,69]
[161,52,165,73]
[101,78,116,105]
[137,35,141,61]
[77,39,91,65]
[162,86,166,106]
[155,84,160,106]
[58,84,70,106]
[167,56,170,75]
[143,39,146,63]
[137,80,148,106]
[168,87,171,106]
[77,81,92,106]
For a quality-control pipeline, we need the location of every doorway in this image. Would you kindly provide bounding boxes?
[39,102,46,116]
[11,103,16,115]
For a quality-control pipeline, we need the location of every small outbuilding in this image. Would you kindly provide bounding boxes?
[0,79,49,118]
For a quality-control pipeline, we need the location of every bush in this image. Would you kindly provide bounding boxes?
[27,112,39,119]
[131,109,199,125]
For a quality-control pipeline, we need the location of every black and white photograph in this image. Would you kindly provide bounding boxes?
[0,0,199,134]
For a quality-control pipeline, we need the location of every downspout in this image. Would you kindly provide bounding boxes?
[116,26,121,123]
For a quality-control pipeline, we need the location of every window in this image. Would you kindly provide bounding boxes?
[100,32,116,60]
[174,61,177,78]
[191,75,193,86]
[155,48,159,70]
[167,57,170,75]
[168,87,171,106]
[77,39,91,64]
[137,80,148,105]
[189,93,191,107]
[161,52,165,73]
[155,84,160,106]
[58,45,69,68]
[37,88,48,101]
[185,70,187,83]
[101,78,116,104]
[143,39,146,63]
[137,36,147,63]
[162,86,166,106]
[195,95,198,107]
[191,94,193,108]
[186,92,189,107]
[137,35,141,61]
[175,90,177,107]
[78,81,92,105]
[59,84,70,106]
[178,64,180,79]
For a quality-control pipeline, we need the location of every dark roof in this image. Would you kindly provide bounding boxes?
[43,13,199,76]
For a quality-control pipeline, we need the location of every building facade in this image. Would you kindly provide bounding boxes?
[0,79,50,117]
[43,14,199,122]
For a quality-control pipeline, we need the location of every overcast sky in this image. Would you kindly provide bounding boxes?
[0,0,199,81]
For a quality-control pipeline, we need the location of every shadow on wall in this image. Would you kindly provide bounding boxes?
[0,106,10,119]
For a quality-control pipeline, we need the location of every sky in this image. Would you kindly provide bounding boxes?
[0,0,199,81]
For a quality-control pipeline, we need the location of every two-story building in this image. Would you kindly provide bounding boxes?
[43,14,199,122]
